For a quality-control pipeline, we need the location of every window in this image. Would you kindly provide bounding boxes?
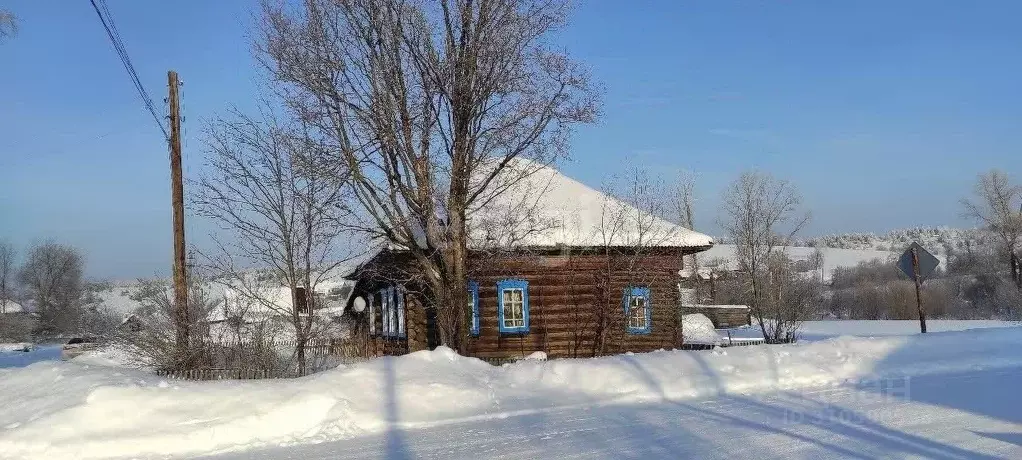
[468,281,480,336]
[624,287,651,334]
[396,287,406,338]
[497,279,529,334]
[377,286,405,339]
[388,286,398,338]
[380,288,390,337]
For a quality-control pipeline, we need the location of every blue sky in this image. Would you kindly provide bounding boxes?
[1,1,1020,279]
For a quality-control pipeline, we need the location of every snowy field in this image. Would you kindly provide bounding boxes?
[719,319,1021,342]
[798,320,1020,342]
[1,323,1021,459]
[697,244,909,282]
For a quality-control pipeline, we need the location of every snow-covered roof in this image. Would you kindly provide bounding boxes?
[209,278,355,323]
[93,289,142,316]
[0,300,26,314]
[469,158,714,249]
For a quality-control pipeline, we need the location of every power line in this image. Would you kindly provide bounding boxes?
[88,0,169,140]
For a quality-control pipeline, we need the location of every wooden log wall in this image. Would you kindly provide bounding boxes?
[349,247,699,360]
[466,252,685,359]
[680,306,751,329]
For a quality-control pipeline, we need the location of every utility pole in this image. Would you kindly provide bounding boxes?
[168,70,189,360]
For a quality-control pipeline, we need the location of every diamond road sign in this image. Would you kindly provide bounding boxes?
[898,242,940,282]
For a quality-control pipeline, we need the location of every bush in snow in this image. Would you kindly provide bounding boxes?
[0,312,33,342]
[117,276,221,370]
[713,252,822,343]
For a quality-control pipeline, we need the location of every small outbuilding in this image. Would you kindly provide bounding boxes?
[678,304,751,329]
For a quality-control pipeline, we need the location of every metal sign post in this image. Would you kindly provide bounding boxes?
[898,242,940,334]
[911,247,925,333]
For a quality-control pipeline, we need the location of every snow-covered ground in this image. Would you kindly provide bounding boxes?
[204,367,1022,459]
[697,244,902,282]
[719,319,1021,342]
[798,319,1020,342]
[0,342,33,353]
[2,324,1022,459]
[0,345,60,369]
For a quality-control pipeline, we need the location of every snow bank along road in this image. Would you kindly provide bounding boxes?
[204,367,1022,459]
[2,325,1022,459]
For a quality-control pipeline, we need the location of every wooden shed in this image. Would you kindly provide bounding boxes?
[679,305,751,329]
[345,160,714,360]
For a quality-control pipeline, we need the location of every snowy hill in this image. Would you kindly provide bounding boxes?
[694,244,899,282]
[700,226,983,278]
[799,226,990,255]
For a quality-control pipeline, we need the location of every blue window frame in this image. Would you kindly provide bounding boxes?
[497,279,529,334]
[468,281,480,336]
[624,286,651,334]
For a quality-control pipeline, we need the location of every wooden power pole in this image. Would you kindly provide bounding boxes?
[168,70,189,357]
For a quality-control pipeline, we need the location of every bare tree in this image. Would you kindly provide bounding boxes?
[195,109,356,374]
[0,240,15,314]
[720,171,810,342]
[583,169,680,355]
[18,242,85,336]
[962,170,1022,289]
[671,171,701,297]
[258,0,599,352]
[762,251,821,342]
[120,277,220,369]
[0,10,16,41]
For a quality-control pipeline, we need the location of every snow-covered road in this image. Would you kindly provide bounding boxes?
[202,367,1022,460]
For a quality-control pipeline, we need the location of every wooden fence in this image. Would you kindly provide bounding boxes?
[157,337,372,381]
[156,368,274,381]
[155,336,775,380]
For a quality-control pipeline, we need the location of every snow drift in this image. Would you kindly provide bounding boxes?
[2,326,1022,459]
[0,343,33,353]
[680,313,720,345]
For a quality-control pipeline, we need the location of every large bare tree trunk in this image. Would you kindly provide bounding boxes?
[257,0,598,350]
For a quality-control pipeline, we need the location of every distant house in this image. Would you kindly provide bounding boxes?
[345,159,715,360]
[679,305,751,329]
[0,299,27,315]
[119,313,143,333]
[207,274,356,341]
[0,300,37,342]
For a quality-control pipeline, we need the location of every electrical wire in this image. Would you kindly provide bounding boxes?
[88,0,170,141]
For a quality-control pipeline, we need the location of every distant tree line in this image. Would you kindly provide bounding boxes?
[821,169,1022,321]
[0,240,120,342]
